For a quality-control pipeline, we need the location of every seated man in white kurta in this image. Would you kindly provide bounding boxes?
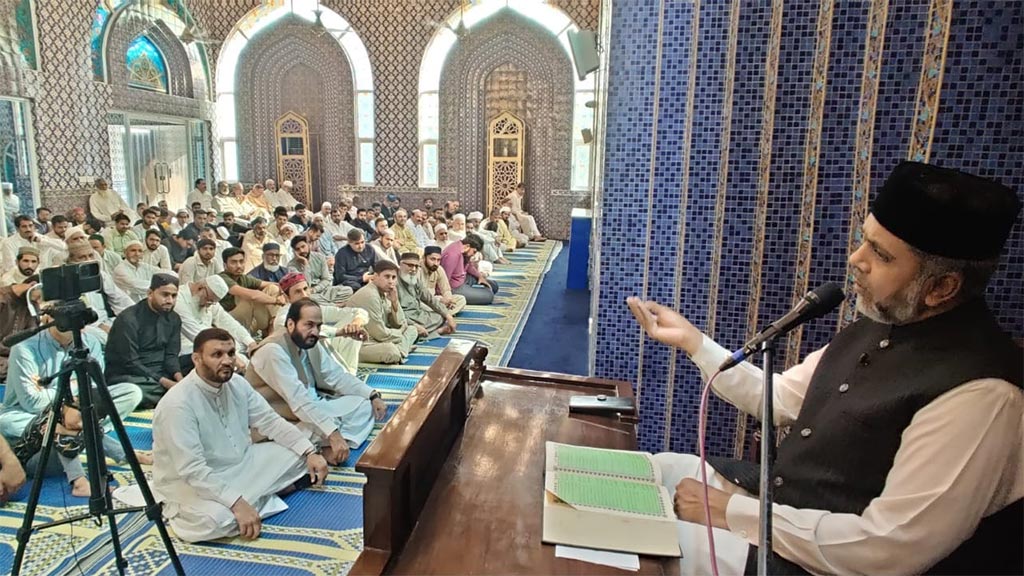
[247,299,387,466]
[273,272,366,375]
[152,328,329,542]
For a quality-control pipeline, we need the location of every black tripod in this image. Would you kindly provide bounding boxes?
[10,301,184,575]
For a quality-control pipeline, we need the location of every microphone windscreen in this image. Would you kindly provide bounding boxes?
[807,283,846,319]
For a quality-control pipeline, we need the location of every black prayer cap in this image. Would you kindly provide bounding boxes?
[872,161,1021,261]
[149,273,179,290]
[424,245,442,256]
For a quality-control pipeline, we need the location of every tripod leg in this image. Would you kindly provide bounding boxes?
[86,359,185,576]
[12,372,74,575]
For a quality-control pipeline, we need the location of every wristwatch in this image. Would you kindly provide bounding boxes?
[369,390,382,402]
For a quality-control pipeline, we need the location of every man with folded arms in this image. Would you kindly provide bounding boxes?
[248,299,387,465]
[628,162,1022,575]
[152,328,329,542]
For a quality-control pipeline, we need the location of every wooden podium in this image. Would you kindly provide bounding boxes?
[352,340,677,575]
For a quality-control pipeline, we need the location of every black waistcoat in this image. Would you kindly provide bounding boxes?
[709,298,1022,575]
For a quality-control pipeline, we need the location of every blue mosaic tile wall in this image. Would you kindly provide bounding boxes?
[596,0,1024,455]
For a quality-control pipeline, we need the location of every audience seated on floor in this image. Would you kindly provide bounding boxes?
[179,237,223,284]
[346,259,422,365]
[389,209,417,254]
[0,246,39,287]
[175,275,254,374]
[248,242,286,283]
[1,215,64,271]
[274,272,366,374]
[287,235,351,306]
[441,235,499,305]
[240,217,270,272]
[152,328,329,543]
[1,317,144,496]
[397,251,456,337]
[141,229,172,271]
[105,273,183,409]
[114,240,174,302]
[420,245,466,316]
[509,182,545,242]
[248,298,386,465]
[369,228,399,264]
[218,247,284,337]
[333,228,378,292]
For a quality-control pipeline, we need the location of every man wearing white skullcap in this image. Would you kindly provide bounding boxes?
[113,239,176,302]
[175,275,255,374]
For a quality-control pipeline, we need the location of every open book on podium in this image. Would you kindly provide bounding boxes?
[542,442,681,557]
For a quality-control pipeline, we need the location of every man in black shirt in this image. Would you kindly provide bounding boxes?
[333,229,378,292]
[105,273,183,408]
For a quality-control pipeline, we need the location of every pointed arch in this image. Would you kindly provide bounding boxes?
[417,0,595,189]
[216,1,375,184]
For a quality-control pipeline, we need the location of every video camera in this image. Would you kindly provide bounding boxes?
[37,262,102,333]
[41,261,102,302]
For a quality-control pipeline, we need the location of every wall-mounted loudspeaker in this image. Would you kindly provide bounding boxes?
[567,29,599,81]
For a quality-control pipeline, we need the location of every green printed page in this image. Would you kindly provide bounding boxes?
[553,443,656,481]
[552,471,668,517]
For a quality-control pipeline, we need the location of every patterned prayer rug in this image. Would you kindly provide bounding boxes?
[0,241,556,575]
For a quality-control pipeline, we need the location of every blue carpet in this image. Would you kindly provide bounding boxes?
[507,243,590,375]
[0,242,559,576]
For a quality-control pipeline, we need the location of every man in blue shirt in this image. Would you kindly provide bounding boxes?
[0,321,144,496]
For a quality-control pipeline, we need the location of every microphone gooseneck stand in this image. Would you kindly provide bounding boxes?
[756,339,776,576]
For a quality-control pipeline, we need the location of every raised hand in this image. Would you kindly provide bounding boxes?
[626,297,702,355]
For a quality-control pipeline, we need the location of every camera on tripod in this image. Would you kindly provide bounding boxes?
[38,262,102,332]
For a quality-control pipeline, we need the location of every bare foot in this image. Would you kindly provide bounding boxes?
[71,476,90,497]
[532,236,547,242]
[134,451,154,465]
[497,258,511,265]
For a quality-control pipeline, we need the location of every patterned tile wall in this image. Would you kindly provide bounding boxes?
[0,0,599,229]
[234,18,356,203]
[596,0,1023,454]
[439,11,575,239]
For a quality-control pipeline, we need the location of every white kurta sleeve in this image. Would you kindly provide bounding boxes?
[243,381,316,456]
[250,344,340,438]
[158,246,172,270]
[113,263,151,301]
[315,341,373,399]
[154,400,243,508]
[101,271,134,315]
[176,300,207,344]
[725,379,1023,575]
[212,304,255,352]
[689,335,818,425]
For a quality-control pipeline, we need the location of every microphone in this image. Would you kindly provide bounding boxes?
[2,321,54,349]
[719,283,845,372]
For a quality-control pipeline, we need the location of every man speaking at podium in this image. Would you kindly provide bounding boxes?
[629,162,1021,575]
